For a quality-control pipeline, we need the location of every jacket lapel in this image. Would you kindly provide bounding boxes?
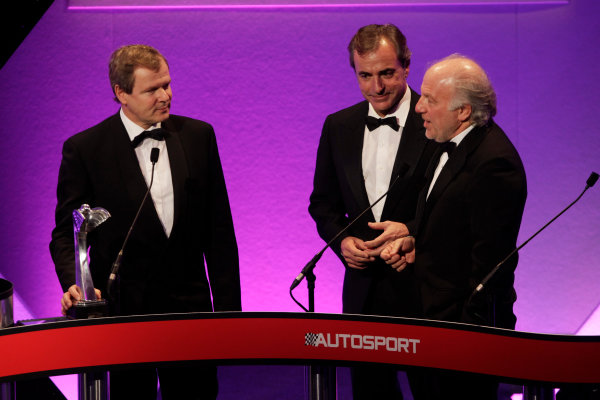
[110,113,168,240]
[423,125,487,214]
[413,145,443,232]
[162,119,188,237]
[381,89,427,220]
[110,114,151,211]
[341,101,372,214]
[391,89,427,179]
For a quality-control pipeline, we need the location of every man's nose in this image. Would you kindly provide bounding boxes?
[415,98,425,113]
[373,76,384,94]
[157,87,170,101]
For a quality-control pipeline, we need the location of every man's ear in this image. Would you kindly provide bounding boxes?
[114,84,127,105]
[457,103,472,123]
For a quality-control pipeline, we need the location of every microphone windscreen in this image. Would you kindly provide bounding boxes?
[150,148,160,163]
[587,172,599,188]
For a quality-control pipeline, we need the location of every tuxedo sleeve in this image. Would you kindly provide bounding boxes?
[50,138,92,292]
[308,115,350,259]
[203,128,242,312]
[464,155,526,327]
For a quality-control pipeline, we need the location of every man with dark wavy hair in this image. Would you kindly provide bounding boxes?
[51,44,241,400]
[309,24,436,399]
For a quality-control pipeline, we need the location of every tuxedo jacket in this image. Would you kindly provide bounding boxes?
[309,89,437,315]
[50,113,241,315]
[411,120,526,328]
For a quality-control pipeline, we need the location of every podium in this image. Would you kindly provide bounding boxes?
[1,312,598,398]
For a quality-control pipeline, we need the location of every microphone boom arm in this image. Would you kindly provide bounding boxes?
[473,171,599,296]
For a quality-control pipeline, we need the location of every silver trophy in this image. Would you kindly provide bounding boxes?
[68,204,111,319]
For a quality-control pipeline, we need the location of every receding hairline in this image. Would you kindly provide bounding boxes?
[424,54,497,125]
[348,24,411,69]
[426,55,486,84]
[352,38,402,65]
[353,36,393,55]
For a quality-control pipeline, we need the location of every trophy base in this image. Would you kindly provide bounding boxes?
[67,299,109,319]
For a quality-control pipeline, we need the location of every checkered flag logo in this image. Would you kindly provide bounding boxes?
[305,332,319,346]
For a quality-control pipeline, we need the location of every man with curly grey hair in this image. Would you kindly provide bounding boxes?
[381,55,527,399]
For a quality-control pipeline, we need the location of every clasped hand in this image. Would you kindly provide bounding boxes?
[340,221,411,271]
[380,236,415,272]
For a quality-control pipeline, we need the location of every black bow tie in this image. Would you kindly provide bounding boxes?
[365,116,400,132]
[440,141,456,156]
[131,128,166,148]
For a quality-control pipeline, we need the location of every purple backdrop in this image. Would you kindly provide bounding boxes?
[0,0,598,337]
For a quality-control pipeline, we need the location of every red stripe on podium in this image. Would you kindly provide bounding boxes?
[1,312,599,383]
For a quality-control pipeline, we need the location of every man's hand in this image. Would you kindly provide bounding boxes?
[341,236,375,269]
[61,284,102,316]
[363,221,409,255]
[380,236,416,272]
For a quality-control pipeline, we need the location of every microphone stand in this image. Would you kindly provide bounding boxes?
[466,171,598,349]
[304,270,334,400]
[291,166,408,400]
[471,171,598,300]
[290,165,409,307]
[107,147,160,311]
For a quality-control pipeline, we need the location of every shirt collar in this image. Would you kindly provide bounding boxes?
[450,123,475,147]
[367,87,411,128]
[119,108,162,142]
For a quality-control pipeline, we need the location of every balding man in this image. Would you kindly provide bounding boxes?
[381,55,527,399]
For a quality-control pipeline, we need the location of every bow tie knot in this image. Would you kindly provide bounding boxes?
[365,116,400,132]
[131,128,166,148]
[440,141,456,156]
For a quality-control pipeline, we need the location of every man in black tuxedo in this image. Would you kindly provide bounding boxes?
[309,24,436,399]
[50,45,241,399]
[381,55,527,399]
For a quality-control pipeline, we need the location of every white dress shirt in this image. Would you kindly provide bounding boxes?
[120,109,174,237]
[362,88,411,222]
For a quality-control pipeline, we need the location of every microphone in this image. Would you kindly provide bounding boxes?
[472,171,599,297]
[587,171,599,187]
[150,147,159,164]
[107,147,160,299]
[291,163,410,291]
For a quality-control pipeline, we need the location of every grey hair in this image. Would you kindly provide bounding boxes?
[440,54,497,127]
